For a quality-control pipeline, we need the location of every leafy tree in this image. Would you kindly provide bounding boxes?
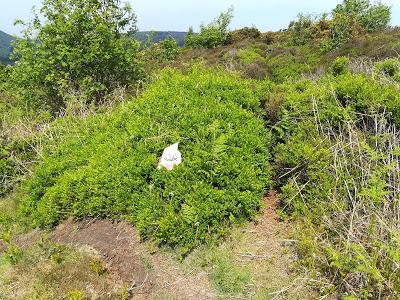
[288,0,391,50]
[333,0,391,32]
[12,0,143,113]
[288,14,316,46]
[185,7,234,49]
[328,0,391,49]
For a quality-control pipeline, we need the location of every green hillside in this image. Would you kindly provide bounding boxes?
[0,30,13,64]
[0,30,186,65]
[135,31,187,47]
[1,0,400,299]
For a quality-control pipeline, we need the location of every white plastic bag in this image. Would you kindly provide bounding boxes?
[157,142,182,171]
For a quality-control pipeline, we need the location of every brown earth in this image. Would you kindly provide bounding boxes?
[1,191,314,299]
[50,219,215,300]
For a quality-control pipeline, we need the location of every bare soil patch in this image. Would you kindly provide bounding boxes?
[50,219,215,299]
[1,190,313,299]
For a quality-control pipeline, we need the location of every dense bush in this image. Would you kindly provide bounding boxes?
[288,0,391,50]
[272,72,400,297]
[376,57,400,80]
[141,37,180,64]
[185,8,233,49]
[330,56,350,76]
[11,0,143,113]
[225,27,261,44]
[288,14,318,46]
[326,0,391,50]
[22,66,272,253]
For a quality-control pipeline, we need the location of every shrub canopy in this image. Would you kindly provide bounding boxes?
[23,66,272,253]
[12,0,143,113]
[185,8,233,49]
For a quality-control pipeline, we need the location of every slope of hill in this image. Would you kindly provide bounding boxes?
[136,31,187,47]
[0,30,13,64]
[0,30,187,65]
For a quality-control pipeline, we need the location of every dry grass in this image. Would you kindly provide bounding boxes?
[0,239,125,299]
[183,191,316,299]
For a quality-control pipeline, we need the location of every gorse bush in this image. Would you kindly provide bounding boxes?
[11,0,143,113]
[185,8,233,49]
[226,27,261,44]
[22,66,272,253]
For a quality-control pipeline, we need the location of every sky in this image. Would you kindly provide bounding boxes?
[1,0,399,35]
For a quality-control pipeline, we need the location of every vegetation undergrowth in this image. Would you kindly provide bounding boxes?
[1,0,400,298]
[272,61,400,298]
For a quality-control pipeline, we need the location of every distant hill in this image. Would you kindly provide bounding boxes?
[0,30,187,65]
[135,31,187,47]
[0,30,13,64]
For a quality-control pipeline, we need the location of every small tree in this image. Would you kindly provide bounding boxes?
[328,0,391,48]
[288,14,315,46]
[185,7,234,49]
[12,0,143,113]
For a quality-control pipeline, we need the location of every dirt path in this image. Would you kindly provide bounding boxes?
[2,191,313,299]
[51,219,215,299]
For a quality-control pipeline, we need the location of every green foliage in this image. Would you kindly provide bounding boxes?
[226,27,261,44]
[333,0,391,33]
[236,47,264,65]
[330,56,350,76]
[185,7,234,49]
[288,0,391,51]
[376,58,400,80]
[11,0,143,113]
[288,14,317,46]
[22,66,272,253]
[209,252,252,295]
[327,0,391,50]
[67,290,86,300]
[265,46,320,83]
[143,37,180,63]
[272,71,400,297]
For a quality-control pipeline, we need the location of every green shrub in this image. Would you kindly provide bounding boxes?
[376,58,400,79]
[145,37,180,63]
[11,0,143,113]
[330,56,350,76]
[288,13,316,46]
[226,27,261,44]
[237,47,264,65]
[272,71,400,298]
[22,66,272,253]
[326,0,391,50]
[185,8,233,49]
[265,46,319,83]
[288,0,391,51]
